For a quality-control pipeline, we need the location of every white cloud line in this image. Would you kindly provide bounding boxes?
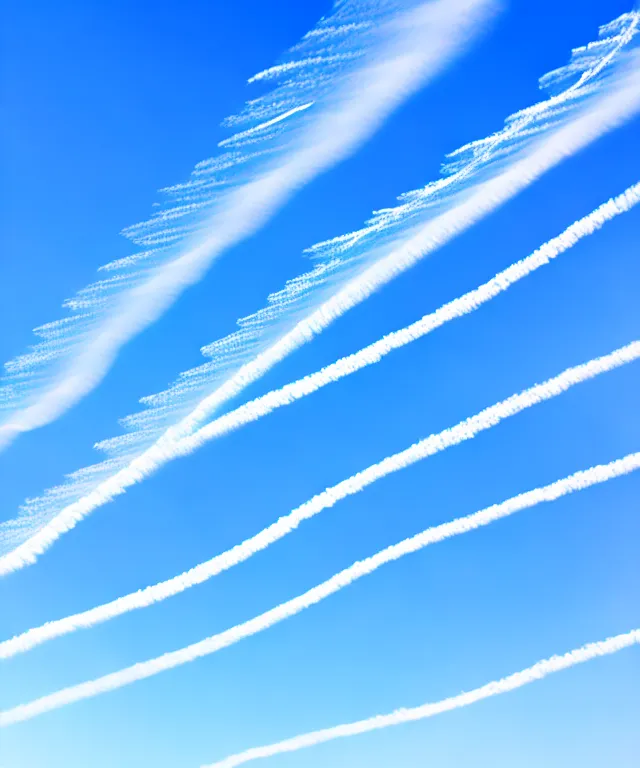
[0,342,637,720]
[0,0,497,449]
[217,103,314,148]
[200,627,640,767]
[2,17,639,573]
[3,52,640,578]
[172,180,640,454]
[247,54,358,84]
[152,36,640,447]
[1,184,638,657]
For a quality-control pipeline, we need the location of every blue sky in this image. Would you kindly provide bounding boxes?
[1,1,639,766]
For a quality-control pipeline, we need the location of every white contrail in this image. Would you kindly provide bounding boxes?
[1,439,638,660]
[173,181,640,454]
[127,25,640,452]
[0,348,637,721]
[2,13,639,571]
[217,103,314,148]
[0,0,498,448]
[1,222,638,655]
[200,627,640,767]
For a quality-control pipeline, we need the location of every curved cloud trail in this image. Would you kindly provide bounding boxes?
[0,0,498,449]
[1,183,638,655]
[201,627,640,768]
[2,11,639,572]
[158,181,640,454]
[0,344,637,719]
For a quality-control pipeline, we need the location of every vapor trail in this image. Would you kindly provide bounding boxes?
[2,445,637,659]
[200,627,640,767]
[174,181,640,454]
[2,196,638,651]
[0,0,496,448]
[1,342,637,718]
[3,12,639,572]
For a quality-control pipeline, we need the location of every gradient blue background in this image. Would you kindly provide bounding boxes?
[1,1,639,766]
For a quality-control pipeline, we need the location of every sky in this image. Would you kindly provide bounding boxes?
[1,1,639,766]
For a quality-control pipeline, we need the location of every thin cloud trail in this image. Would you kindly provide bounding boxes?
[0,0,497,448]
[1,440,638,660]
[200,628,640,768]
[104,11,640,454]
[1,450,638,723]
[0,344,638,717]
[2,12,639,571]
[1,190,638,653]
[174,181,640,454]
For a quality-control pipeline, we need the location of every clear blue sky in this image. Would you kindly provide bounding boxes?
[1,1,639,766]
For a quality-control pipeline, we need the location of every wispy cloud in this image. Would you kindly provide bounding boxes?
[162,181,640,455]
[200,627,640,767]
[2,10,638,573]
[1,181,638,651]
[1,343,637,719]
[0,0,498,449]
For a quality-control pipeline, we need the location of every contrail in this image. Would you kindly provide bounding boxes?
[1,195,638,653]
[1,443,638,659]
[2,12,639,572]
[0,343,637,718]
[105,11,640,455]
[0,0,498,449]
[172,181,640,454]
[200,627,640,767]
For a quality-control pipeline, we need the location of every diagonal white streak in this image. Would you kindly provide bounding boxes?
[1,180,637,656]
[1,446,638,659]
[153,57,640,448]
[0,342,637,721]
[0,0,498,449]
[174,181,640,454]
[217,103,314,147]
[200,627,640,767]
[2,55,640,576]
